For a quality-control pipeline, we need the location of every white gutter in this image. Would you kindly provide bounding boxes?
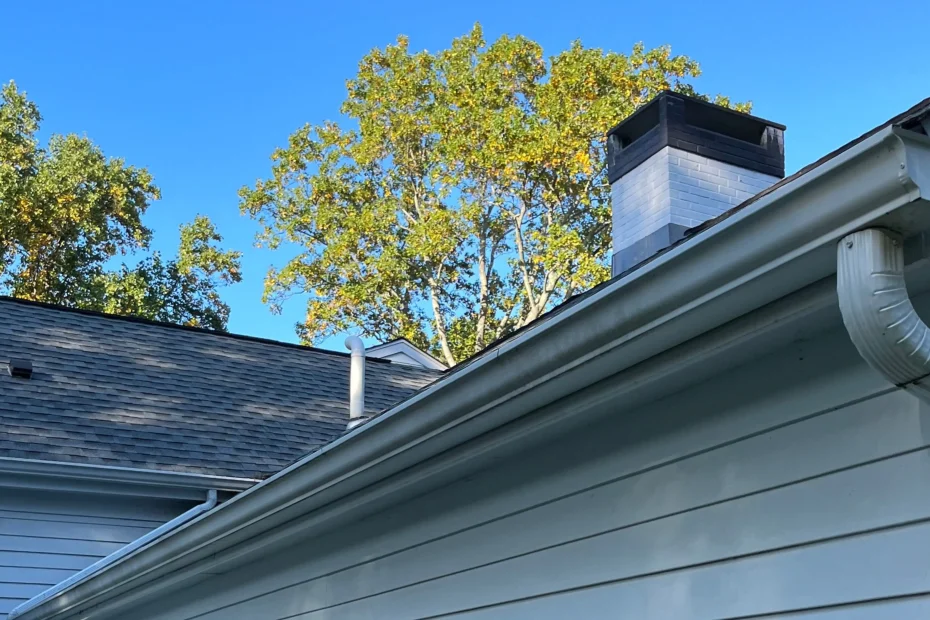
[837,228,930,401]
[13,120,930,620]
[8,489,218,620]
[345,335,367,429]
[0,457,258,498]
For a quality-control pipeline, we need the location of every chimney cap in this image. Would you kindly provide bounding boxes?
[606,90,786,183]
[606,90,785,138]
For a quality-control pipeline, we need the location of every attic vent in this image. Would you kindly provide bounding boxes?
[7,358,33,379]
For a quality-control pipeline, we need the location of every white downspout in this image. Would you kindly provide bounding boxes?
[9,489,218,619]
[837,228,930,402]
[345,336,368,429]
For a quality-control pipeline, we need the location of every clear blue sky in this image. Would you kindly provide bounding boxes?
[2,0,928,348]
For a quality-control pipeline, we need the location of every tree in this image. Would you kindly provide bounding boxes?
[89,216,242,330]
[241,25,748,365]
[0,81,241,329]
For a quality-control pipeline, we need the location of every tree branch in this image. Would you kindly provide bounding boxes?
[521,269,562,325]
[512,204,537,309]
[427,273,456,366]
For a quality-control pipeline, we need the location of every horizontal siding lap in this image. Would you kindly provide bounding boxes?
[0,584,47,599]
[1,597,32,617]
[448,523,930,620]
[0,551,96,571]
[0,492,181,620]
[0,518,152,543]
[0,534,124,556]
[0,510,163,529]
[0,566,74,586]
[748,595,930,619]
[0,490,191,523]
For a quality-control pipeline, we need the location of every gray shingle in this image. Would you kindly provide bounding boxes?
[0,298,441,479]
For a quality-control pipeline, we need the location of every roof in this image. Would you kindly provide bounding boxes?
[367,338,447,370]
[0,297,441,479]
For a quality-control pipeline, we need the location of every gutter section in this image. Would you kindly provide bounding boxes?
[15,125,930,620]
[0,456,258,499]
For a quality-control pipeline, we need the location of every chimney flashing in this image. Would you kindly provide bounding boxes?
[611,221,690,277]
[607,91,785,184]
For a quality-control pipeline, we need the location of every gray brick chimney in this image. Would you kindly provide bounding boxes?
[606,91,785,276]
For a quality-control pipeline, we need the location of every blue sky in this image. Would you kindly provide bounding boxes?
[2,0,928,348]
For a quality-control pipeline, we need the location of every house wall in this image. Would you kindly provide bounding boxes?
[129,301,930,619]
[0,490,192,619]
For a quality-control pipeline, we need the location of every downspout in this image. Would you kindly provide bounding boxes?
[837,228,930,402]
[8,489,218,620]
[345,336,368,430]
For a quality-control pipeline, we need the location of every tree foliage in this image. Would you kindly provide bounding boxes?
[241,25,748,364]
[89,216,242,329]
[0,81,241,329]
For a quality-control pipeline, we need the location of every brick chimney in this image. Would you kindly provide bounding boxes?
[606,91,785,275]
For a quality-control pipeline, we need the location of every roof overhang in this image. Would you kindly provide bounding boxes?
[14,106,930,620]
[367,338,447,370]
[0,457,258,501]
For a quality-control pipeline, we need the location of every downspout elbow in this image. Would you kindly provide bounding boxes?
[837,228,930,401]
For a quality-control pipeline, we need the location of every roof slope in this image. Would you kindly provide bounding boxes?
[0,298,441,479]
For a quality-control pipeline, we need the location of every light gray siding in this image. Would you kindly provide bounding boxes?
[0,490,190,619]
[131,324,930,618]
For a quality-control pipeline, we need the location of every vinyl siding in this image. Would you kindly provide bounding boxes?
[131,310,930,620]
[0,490,191,619]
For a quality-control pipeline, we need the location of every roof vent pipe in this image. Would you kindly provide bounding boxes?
[837,228,930,403]
[345,336,368,430]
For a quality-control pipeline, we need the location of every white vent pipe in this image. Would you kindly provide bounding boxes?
[837,228,930,402]
[345,336,367,429]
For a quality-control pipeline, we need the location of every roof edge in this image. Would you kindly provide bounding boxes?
[0,457,259,499]
[0,296,394,363]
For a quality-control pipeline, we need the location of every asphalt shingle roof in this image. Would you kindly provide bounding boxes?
[0,298,441,479]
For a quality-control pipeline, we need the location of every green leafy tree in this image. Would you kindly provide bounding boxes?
[0,81,241,329]
[241,25,748,365]
[90,216,242,330]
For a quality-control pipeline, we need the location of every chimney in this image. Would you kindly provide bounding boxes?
[606,91,785,276]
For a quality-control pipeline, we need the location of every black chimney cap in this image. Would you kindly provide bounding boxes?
[606,90,786,183]
[7,358,33,379]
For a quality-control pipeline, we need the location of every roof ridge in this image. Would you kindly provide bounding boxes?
[0,295,396,364]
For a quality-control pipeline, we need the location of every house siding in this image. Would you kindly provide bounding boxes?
[127,306,930,620]
[0,490,192,619]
